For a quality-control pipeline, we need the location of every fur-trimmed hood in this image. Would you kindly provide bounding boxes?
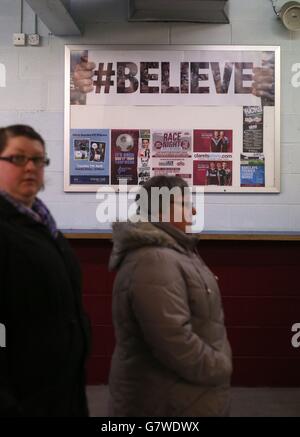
[109,221,198,271]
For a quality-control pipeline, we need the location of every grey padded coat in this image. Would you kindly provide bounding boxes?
[108,222,232,417]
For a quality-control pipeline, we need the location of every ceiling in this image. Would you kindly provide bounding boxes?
[25,0,229,36]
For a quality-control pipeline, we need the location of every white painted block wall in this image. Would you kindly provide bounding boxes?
[0,0,299,232]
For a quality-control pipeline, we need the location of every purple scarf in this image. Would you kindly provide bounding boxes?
[0,191,58,238]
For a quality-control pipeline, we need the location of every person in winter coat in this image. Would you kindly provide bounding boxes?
[0,124,90,417]
[108,175,232,417]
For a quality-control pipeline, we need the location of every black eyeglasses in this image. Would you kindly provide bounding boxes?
[0,155,50,168]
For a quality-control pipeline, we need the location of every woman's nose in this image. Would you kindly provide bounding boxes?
[24,158,36,170]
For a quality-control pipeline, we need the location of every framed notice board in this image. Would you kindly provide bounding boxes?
[64,45,280,193]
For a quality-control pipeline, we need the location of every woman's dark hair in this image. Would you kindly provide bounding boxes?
[0,125,45,154]
[135,175,189,218]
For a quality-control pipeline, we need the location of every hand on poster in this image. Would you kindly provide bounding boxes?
[252,53,275,106]
[70,54,96,104]
[73,56,96,93]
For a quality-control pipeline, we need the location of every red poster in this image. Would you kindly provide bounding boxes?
[194,129,233,153]
[193,160,232,186]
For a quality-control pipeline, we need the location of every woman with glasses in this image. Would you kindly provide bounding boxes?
[109,175,232,417]
[0,125,90,417]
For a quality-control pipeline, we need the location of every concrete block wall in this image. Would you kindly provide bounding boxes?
[0,0,299,232]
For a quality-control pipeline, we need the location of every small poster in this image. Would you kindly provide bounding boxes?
[138,130,151,185]
[193,160,233,186]
[193,129,233,153]
[240,153,265,187]
[70,129,109,184]
[111,129,140,185]
[151,130,193,184]
[243,106,263,153]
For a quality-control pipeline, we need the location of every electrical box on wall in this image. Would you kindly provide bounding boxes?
[13,33,26,46]
[28,33,40,46]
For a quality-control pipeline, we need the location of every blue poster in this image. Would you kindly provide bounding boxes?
[70,129,110,184]
[240,154,265,187]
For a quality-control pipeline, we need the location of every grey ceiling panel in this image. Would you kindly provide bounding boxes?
[128,0,229,23]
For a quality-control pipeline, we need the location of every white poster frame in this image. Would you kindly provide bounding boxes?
[64,44,280,193]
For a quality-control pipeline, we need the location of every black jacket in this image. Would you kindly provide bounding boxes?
[0,196,90,417]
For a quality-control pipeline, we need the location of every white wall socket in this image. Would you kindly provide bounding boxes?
[28,34,40,46]
[13,33,26,46]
